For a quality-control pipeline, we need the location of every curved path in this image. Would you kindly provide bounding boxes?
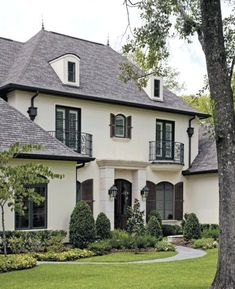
[38,246,207,265]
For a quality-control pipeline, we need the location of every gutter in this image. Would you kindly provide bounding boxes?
[182,169,218,176]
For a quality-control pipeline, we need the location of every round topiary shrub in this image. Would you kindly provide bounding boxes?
[69,201,96,248]
[146,216,163,240]
[96,212,111,240]
[147,210,162,226]
[183,213,201,241]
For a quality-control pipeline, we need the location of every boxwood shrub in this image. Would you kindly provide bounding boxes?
[88,240,112,255]
[146,216,163,240]
[183,213,201,241]
[96,212,111,240]
[162,224,182,236]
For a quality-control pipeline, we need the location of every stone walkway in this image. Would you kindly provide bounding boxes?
[38,246,207,265]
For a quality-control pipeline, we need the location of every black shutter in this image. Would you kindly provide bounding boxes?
[110,113,115,137]
[175,182,183,220]
[146,181,156,221]
[126,116,132,139]
[81,179,93,213]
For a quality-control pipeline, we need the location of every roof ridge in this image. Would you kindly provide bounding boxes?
[48,30,105,46]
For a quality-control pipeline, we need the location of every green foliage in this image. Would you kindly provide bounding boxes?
[126,199,145,235]
[110,230,134,249]
[69,201,96,248]
[33,248,94,261]
[201,224,219,240]
[0,230,66,254]
[192,238,218,250]
[96,212,111,240]
[146,210,162,225]
[0,254,37,273]
[146,216,163,240]
[162,224,182,237]
[0,143,63,255]
[88,240,112,255]
[134,235,158,249]
[183,213,201,241]
[155,240,176,252]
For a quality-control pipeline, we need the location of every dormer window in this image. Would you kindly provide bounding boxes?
[68,61,76,83]
[143,75,163,102]
[49,54,80,87]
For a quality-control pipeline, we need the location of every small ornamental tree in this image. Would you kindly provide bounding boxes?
[146,216,163,240]
[96,212,111,240]
[183,213,201,241]
[147,210,162,226]
[126,199,145,235]
[69,201,96,248]
[0,143,62,255]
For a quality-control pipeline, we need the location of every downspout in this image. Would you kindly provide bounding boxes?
[187,116,195,167]
[76,162,86,182]
[27,90,39,121]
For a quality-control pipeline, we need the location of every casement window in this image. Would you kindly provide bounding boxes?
[56,106,81,151]
[146,181,183,221]
[15,184,47,230]
[110,113,132,138]
[156,119,174,160]
[76,179,94,213]
[68,61,76,83]
[154,79,160,98]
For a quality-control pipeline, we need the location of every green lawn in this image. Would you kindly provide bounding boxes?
[77,251,176,262]
[0,250,217,289]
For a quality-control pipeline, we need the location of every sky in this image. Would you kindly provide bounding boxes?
[0,0,230,95]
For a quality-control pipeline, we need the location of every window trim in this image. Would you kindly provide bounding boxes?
[110,113,132,139]
[15,183,48,230]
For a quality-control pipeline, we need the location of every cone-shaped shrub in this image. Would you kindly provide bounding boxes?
[147,210,162,225]
[183,213,201,241]
[146,216,163,240]
[126,199,145,235]
[96,212,111,240]
[69,201,96,248]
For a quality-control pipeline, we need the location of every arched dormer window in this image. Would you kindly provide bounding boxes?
[110,113,132,139]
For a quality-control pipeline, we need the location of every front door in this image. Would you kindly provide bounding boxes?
[114,179,132,229]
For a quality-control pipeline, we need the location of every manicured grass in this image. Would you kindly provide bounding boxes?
[0,249,217,289]
[78,251,176,262]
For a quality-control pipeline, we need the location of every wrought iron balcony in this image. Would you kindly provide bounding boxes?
[48,130,93,157]
[149,141,184,164]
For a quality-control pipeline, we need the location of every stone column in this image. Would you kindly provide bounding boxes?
[99,167,115,229]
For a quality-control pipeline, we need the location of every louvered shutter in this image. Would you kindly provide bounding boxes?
[126,116,132,139]
[81,179,94,213]
[110,113,115,137]
[146,181,156,221]
[175,182,183,220]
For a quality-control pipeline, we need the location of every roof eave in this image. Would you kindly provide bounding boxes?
[0,83,210,118]
[182,169,218,176]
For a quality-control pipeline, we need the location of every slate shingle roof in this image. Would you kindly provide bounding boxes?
[0,30,208,117]
[0,97,92,162]
[183,126,218,175]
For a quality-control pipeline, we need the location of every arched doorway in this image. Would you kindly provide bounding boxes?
[114,179,132,229]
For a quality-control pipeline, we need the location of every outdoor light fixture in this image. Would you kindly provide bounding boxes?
[108,185,118,199]
[141,185,149,200]
[187,126,194,138]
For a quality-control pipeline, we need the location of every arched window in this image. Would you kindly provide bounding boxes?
[76,179,94,213]
[110,113,132,138]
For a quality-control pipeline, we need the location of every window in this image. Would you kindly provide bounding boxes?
[56,106,81,151]
[68,61,76,83]
[154,79,160,98]
[156,119,174,160]
[76,179,94,213]
[156,182,174,220]
[110,114,132,138]
[15,184,47,229]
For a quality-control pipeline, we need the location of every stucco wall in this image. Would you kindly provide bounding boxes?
[0,159,77,238]
[184,173,219,224]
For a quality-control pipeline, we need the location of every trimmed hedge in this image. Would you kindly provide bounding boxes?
[0,230,66,254]
[146,210,162,225]
[146,216,163,240]
[33,248,94,261]
[0,254,37,273]
[69,201,96,249]
[162,224,182,236]
[88,240,112,255]
[96,213,111,240]
[183,213,201,241]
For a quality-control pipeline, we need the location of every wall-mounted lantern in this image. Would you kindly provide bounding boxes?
[108,185,118,199]
[140,185,149,200]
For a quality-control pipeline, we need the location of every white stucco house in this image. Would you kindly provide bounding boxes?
[0,28,219,234]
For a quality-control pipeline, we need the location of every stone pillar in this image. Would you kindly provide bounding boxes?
[132,169,147,222]
[99,167,115,229]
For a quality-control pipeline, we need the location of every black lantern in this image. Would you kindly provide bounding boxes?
[108,185,118,199]
[141,185,149,200]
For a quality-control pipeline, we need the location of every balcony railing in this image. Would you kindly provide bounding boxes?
[48,130,93,157]
[149,141,184,164]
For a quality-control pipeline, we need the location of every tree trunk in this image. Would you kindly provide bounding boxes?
[1,204,7,256]
[200,1,235,288]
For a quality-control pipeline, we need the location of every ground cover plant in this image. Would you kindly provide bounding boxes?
[0,249,218,289]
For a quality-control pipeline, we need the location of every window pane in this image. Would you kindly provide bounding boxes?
[68,110,78,149]
[56,108,66,143]
[154,79,160,97]
[68,62,76,82]
[32,185,47,229]
[15,199,29,229]
[115,115,125,137]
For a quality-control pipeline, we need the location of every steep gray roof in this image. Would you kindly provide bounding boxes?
[0,98,92,162]
[183,126,218,175]
[0,30,208,117]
